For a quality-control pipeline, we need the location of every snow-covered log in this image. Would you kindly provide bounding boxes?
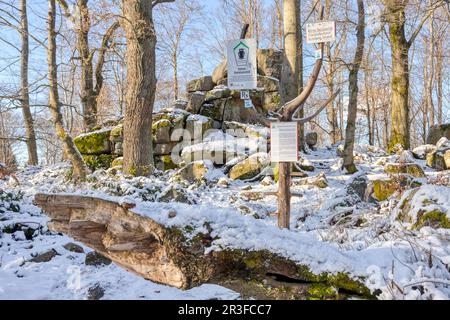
[33,193,372,299]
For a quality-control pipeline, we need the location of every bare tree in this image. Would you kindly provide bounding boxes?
[156,0,201,101]
[19,0,39,165]
[342,0,365,173]
[47,0,89,180]
[57,0,119,132]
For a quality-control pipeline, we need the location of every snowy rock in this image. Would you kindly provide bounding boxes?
[436,137,450,149]
[412,145,437,160]
[159,186,191,204]
[204,88,231,102]
[185,114,214,141]
[293,172,328,189]
[12,230,26,241]
[229,153,270,180]
[199,100,227,121]
[87,284,105,300]
[30,249,59,263]
[63,242,84,254]
[260,176,273,186]
[74,128,112,155]
[384,163,426,178]
[346,174,368,201]
[85,251,112,266]
[172,100,188,110]
[305,132,318,148]
[177,160,211,182]
[217,177,229,188]
[395,185,450,229]
[426,146,450,171]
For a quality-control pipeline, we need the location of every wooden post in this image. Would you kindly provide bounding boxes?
[277,162,291,229]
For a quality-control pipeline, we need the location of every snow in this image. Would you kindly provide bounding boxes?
[1,145,450,300]
[187,114,210,124]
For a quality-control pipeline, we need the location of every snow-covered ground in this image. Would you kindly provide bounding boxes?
[1,145,449,300]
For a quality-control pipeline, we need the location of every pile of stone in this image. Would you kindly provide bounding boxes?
[73,48,320,178]
[185,49,283,125]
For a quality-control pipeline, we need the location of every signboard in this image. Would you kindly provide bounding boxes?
[240,90,250,100]
[227,39,257,90]
[244,99,253,109]
[306,21,336,44]
[270,122,299,162]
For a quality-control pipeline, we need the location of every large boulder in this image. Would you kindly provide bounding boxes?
[212,60,227,84]
[186,92,206,114]
[426,124,450,145]
[74,128,112,155]
[256,49,283,79]
[83,154,116,171]
[384,163,426,178]
[229,153,270,180]
[185,114,214,141]
[186,76,214,92]
[412,144,437,160]
[199,99,227,121]
[152,119,172,144]
[396,185,450,229]
[305,132,318,149]
[257,76,279,92]
[204,87,232,102]
[426,139,450,171]
[177,160,212,182]
[181,132,247,165]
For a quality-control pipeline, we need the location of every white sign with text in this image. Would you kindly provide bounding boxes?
[306,21,336,44]
[227,39,257,90]
[270,122,299,162]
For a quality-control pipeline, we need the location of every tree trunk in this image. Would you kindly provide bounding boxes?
[47,0,89,180]
[20,0,39,166]
[385,1,410,153]
[77,0,96,131]
[297,0,304,149]
[342,0,365,174]
[34,193,373,299]
[122,0,157,176]
[172,51,179,101]
[278,0,301,229]
[436,38,443,125]
[426,5,434,128]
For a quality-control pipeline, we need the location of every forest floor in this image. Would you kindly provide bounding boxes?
[0,145,449,300]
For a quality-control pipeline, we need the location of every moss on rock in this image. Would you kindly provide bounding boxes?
[74,129,112,155]
[229,153,269,180]
[155,155,178,171]
[413,210,450,229]
[83,154,116,171]
[372,179,398,201]
[384,163,425,178]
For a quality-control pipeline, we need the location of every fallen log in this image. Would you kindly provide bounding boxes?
[34,193,373,300]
